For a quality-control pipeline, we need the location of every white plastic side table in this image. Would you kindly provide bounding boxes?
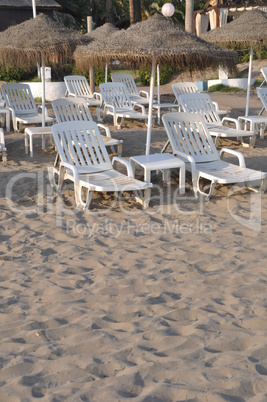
[0,108,11,132]
[130,153,185,194]
[238,116,267,140]
[24,126,53,157]
[152,103,180,124]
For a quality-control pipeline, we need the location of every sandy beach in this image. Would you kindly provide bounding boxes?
[1,74,267,401]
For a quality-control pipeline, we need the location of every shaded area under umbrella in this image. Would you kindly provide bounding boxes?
[85,23,119,83]
[0,13,91,127]
[201,9,267,116]
[74,13,237,155]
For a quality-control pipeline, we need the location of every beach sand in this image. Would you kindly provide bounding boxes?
[1,75,267,401]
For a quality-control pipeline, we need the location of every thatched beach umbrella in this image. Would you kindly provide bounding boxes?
[202,9,267,116]
[85,23,119,82]
[0,13,90,126]
[74,13,237,154]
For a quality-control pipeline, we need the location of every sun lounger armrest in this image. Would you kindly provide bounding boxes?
[133,103,146,114]
[93,92,102,102]
[222,117,241,130]
[219,148,246,168]
[97,123,112,138]
[105,103,116,114]
[60,161,79,180]
[139,90,149,99]
[66,92,77,98]
[112,156,135,178]
[37,105,49,116]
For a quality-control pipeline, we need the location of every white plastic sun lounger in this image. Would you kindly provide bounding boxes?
[52,98,123,156]
[178,92,257,148]
[48,121,152,209]
[1,83,55,132]
[162,111,267,200]
[98,82,152,129]
[64,75,102,108]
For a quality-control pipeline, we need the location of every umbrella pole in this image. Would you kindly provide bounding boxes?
[245,45,253,117]
[41,54,45,128]
[32,0,36,18]
[105,63,108,83]
[146,59,156,155]
[157,64,160,125]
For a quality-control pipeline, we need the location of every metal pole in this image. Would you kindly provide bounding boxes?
[32,0,36,18]
[245,46,253,117]
[157,64,161,124]
[41,54,46,127]
[87,16,95,92]
[146,59,156,155]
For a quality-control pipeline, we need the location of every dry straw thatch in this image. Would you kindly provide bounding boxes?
[85,23,119,43]
[74,14,237,73]
[201,9,267,47]
[0,13,90,68]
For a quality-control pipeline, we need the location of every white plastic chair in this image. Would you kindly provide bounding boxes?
[172,82,230,117]
[52,98,123,156]
[64,75,102,107]
[178,92,256,147]
[1,83,55,132]
[111,73,150,106]
[162,111,267,200]
[98,82,152,129]
[47,121,152,209]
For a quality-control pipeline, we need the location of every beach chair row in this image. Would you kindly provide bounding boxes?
[1,75,267,209]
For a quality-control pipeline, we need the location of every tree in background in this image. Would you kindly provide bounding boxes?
[185,0,194,33]
[130,0,142,25]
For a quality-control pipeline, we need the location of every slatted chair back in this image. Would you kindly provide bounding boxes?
[111,73,139,97]
[64,75,93,98]
[257,88,267,111]
[1,83,38,116]
[178,92,221,125]
[52,98,93,124]
[162,111,220,164]
[51,121,112,172]
[172,82,199,99]
[260,67,267,87]
[99,82,133,110]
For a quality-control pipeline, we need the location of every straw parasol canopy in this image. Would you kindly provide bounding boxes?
[74,13,237,155]
[201,9,267,47]
[85,22,119,42]
[201,9,267,116]
[74,13,237,72]
[0,13,90,69]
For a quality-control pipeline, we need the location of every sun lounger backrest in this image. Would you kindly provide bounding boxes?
[100,82,133,110]
[260,67,267,86]
[64,75,93,98]
[162,112,220,164]
[52,98,93,123]
[111,73,139,97]
[172,82,199,99]
[179,93,220,124]
[1,83,38,115]
[257,88,267,111]
[51,121,112,171]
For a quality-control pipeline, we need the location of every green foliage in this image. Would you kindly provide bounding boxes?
[93,66,111,86]
[139,64,174,86]
[207,84,242,93]
[234,45,267,64]
[0,66,36,82]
